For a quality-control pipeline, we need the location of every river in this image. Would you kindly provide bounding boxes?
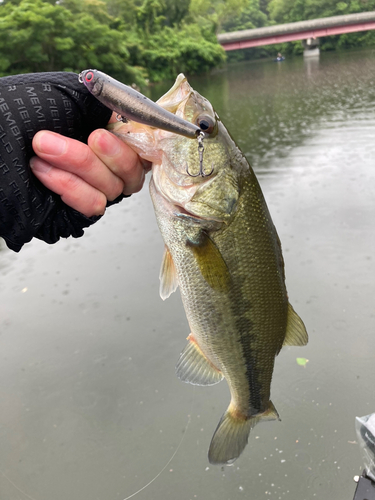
[0,48,374,500]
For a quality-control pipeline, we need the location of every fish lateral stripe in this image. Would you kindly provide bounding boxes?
[233,304,271,414]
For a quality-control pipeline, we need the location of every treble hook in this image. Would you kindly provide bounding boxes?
[186,132,214,178]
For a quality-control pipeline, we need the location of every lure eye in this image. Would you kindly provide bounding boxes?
[196,115,215,135]
[85,71,94,82]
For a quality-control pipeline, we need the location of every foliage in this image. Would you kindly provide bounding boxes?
[189,0,249,32]
[0,0,141,83]
[0,0,224,83]
[0,0,375,83]
[137,24,225,82]
[221,0,269,32]
[296,357,309,367]
[268,0,375,24]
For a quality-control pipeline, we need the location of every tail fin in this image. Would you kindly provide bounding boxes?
[208,401,279,465]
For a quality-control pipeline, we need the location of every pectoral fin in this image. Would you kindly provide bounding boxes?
[283,303,308,347]
[176,335,223,386]
[187,233,231,293]
[159,246,178,300]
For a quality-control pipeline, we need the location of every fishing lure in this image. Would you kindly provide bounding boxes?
[79,69,213,177]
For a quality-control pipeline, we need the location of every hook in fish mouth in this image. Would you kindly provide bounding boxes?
[186,131,214,178]
[185,162,214,178]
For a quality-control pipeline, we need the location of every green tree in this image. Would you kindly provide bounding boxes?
[104,0,140,26]
[221,0,269,31]
[164,0,191,27]
[137,23,226,81]
[268,0,375,24]
[135,0,166,35]
[189,0,249,32]
[110,0,226,81]
[0,0,141,83]
[0,0,228,83]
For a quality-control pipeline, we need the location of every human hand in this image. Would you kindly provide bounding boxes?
[0,71,146,252]
[30,114,149,217]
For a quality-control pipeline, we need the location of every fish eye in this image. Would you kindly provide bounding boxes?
[196,115,215,135]
[85,71,94,82]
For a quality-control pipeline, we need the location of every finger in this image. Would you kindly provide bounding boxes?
[88,129,146,196]
[30,157,107,217]
[108,111,118,124]
[32,130,124,201]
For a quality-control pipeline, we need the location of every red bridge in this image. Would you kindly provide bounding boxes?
[217,11,375,51]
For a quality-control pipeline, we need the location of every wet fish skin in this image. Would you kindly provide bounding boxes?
[112,74,308,465]
[79,69,201,139]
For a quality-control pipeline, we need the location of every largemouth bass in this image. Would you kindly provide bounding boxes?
[112,74,308,465]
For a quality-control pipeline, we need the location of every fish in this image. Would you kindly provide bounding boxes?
[111,74,308,465]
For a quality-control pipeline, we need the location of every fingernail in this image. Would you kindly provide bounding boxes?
[30,157,52,174]
[94,130,121,157]
[34,131,67,156]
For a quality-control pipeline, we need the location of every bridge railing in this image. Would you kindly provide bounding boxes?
[217,11,375,51]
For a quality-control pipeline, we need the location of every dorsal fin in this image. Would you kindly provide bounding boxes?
[159,246,178,300]
[283,303,308,346]
[176,335,224,386]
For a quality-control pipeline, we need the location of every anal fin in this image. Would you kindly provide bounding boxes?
[283,303,308,347]
[176,336,223,386]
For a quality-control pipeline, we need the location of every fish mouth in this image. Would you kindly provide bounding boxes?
[156,74,193,118]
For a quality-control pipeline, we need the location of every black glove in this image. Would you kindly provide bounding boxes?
[0,72,121,252]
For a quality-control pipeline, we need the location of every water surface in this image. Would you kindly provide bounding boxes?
[1,49,374,500]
